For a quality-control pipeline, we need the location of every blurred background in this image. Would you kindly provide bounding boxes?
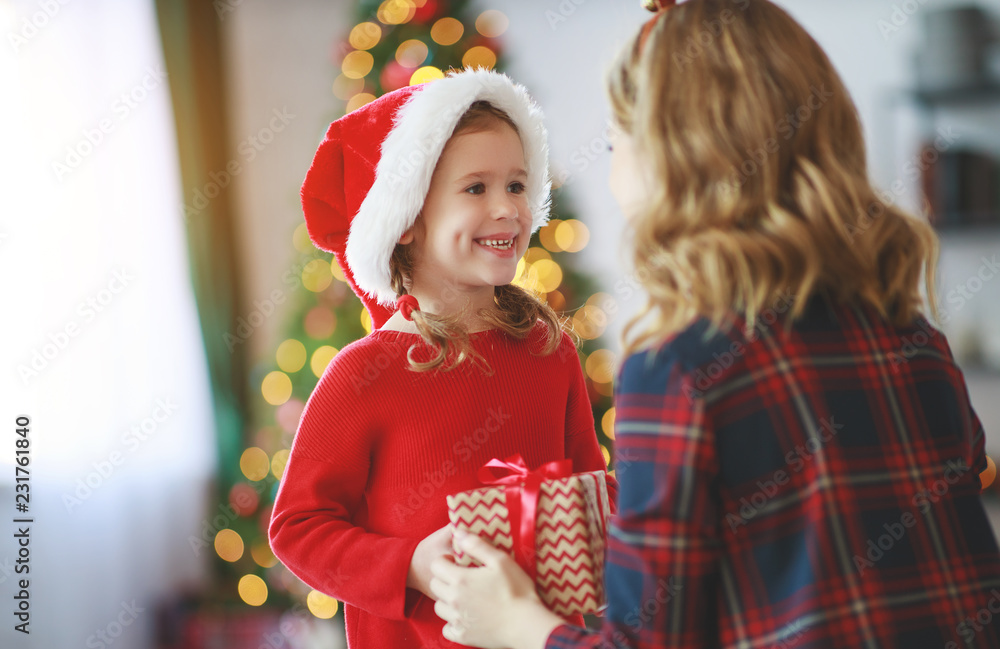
[1,0,999,647]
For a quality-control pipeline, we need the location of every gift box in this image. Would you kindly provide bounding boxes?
[446,455,611,617]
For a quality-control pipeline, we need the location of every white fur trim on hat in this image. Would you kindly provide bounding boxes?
[345,68,551,308]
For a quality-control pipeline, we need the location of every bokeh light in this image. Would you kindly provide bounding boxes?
[238,574,268,607]
[292,222,313,252]
[229,482,260,516]
[601,444,611,467]
[531,259,563,293]
[546,289,566,312]
[555,219,590,253]
[311,345,339,377]
[332,73,364,100]
[602,407,616,439]
[462,45,496,70]
[304,307,337,340]
[538,219,563,252]
[360,308,373,334]
[396,39,429,68]
[240,447,270,481]
[215,529,245,563]
[346,92,377,113]
[341,50,374,79]
[302,259,333,293]
[475,10,509,38]
[585,349,616,384]
[378,0,416,25]
[349,22,382,50]
[431,17,464,45]
[276,398,305,434]
[572,305,607,340]
[410,65,444,85]
[261,371,293,406]
[271,449,291,480]
[252,541,279,568]
[276,339,307,373]
[982,456,997,490]
[307,590,340,619]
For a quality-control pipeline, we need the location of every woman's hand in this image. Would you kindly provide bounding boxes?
[407,524,455,600]
[429,530,564,649]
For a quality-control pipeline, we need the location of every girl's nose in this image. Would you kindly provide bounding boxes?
[491,193,519,220]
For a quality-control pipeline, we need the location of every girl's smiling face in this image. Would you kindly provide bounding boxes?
[401,124,531,305]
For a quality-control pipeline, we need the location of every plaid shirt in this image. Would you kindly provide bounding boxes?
[548,295,1000,649]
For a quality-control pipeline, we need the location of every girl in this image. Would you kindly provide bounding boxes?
[269,68,618,649]
[430,2,1000,648]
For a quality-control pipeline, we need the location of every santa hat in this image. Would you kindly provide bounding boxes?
[300,68,552,330]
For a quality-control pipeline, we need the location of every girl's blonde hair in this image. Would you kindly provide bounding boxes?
[608,0,939,354]
[390,101,564,372]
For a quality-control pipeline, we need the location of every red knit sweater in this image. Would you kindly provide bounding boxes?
[269,322,619,649]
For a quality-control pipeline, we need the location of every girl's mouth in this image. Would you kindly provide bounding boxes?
[475,237,515,250]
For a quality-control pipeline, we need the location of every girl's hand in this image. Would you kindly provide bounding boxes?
[429,531,564,649]
[407,524,454,600]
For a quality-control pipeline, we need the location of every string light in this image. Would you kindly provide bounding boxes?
[555,219,590,252]
[215,529,245,562]
[341,50,374,79]
[271,449,291,480]
[602,407,616,439]
[238,575,268,607]
[585,349,616,384]
[276,339,307,373]
[377,0,416,25]
[475,10,509,38]
[396,39,429,68]
[430,17,463,45]
[531,259,563,293]
[302,259,333,293]
[462,45,496,70]
[311,345,339,377]
[240,447,270,481]
[261,371,293,406]
[349,22,382,50]
[538,219,563,252]
[307,590,340,619]
[410,65,444,85]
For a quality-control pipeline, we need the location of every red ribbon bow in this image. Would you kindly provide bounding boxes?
[476,454,572,580]
[396,294,419,321]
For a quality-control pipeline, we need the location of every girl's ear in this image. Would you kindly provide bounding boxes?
[398,229,414,245]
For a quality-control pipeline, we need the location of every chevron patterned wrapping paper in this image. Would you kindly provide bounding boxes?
[446,470,611,617]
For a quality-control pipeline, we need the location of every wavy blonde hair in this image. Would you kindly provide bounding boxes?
[390,101,564,372]
[608,0,939,354]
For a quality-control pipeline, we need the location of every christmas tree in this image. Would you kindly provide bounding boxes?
[213,0,620,627]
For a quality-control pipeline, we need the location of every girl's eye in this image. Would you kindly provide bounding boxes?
[508,181,526,194]
[465,183,485,195]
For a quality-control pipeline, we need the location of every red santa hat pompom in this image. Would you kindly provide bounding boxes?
[300,68,551,330]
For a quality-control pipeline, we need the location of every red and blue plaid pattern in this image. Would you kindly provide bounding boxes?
[548,296,1000,648]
